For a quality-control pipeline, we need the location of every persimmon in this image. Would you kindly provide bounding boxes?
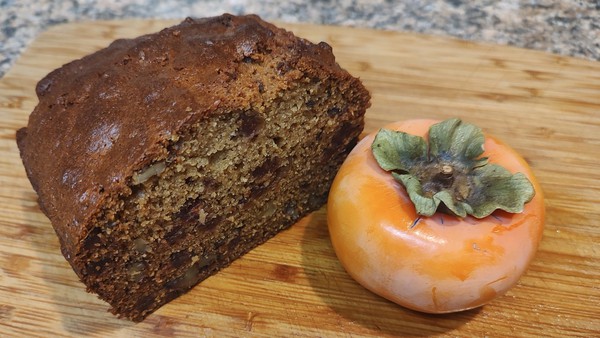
[327,118,545,313]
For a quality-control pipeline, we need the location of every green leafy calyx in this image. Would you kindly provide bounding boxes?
[371,118,535,218]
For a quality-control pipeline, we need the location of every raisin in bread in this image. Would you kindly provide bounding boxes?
[16,14,370,321]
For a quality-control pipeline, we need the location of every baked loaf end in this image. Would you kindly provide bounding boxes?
[17,14,370,321]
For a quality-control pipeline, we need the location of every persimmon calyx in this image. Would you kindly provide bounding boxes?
[371,118,535,218]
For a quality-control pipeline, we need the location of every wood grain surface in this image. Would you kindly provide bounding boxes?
[1,19,599,337]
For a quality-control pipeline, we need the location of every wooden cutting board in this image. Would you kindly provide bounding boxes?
[1,19,599,337]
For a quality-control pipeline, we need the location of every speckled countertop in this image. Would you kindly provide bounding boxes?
[1,0,599,78]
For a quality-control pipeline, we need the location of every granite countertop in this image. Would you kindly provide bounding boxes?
[1,0,599,78]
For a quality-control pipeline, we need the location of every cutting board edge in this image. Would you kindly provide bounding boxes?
[4,17,598,84]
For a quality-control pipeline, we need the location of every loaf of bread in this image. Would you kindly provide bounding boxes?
[16,14,370,321]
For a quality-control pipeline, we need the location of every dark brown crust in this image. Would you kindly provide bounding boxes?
[17,14,370,320]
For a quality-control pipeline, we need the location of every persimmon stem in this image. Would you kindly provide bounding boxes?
[441,165,453,175]
[432,164,456,190]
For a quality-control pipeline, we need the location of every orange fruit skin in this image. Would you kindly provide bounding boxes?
[327,119,545,313]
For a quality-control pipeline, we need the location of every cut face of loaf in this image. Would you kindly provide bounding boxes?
[16,14,370,321]
[79,84,362,321]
